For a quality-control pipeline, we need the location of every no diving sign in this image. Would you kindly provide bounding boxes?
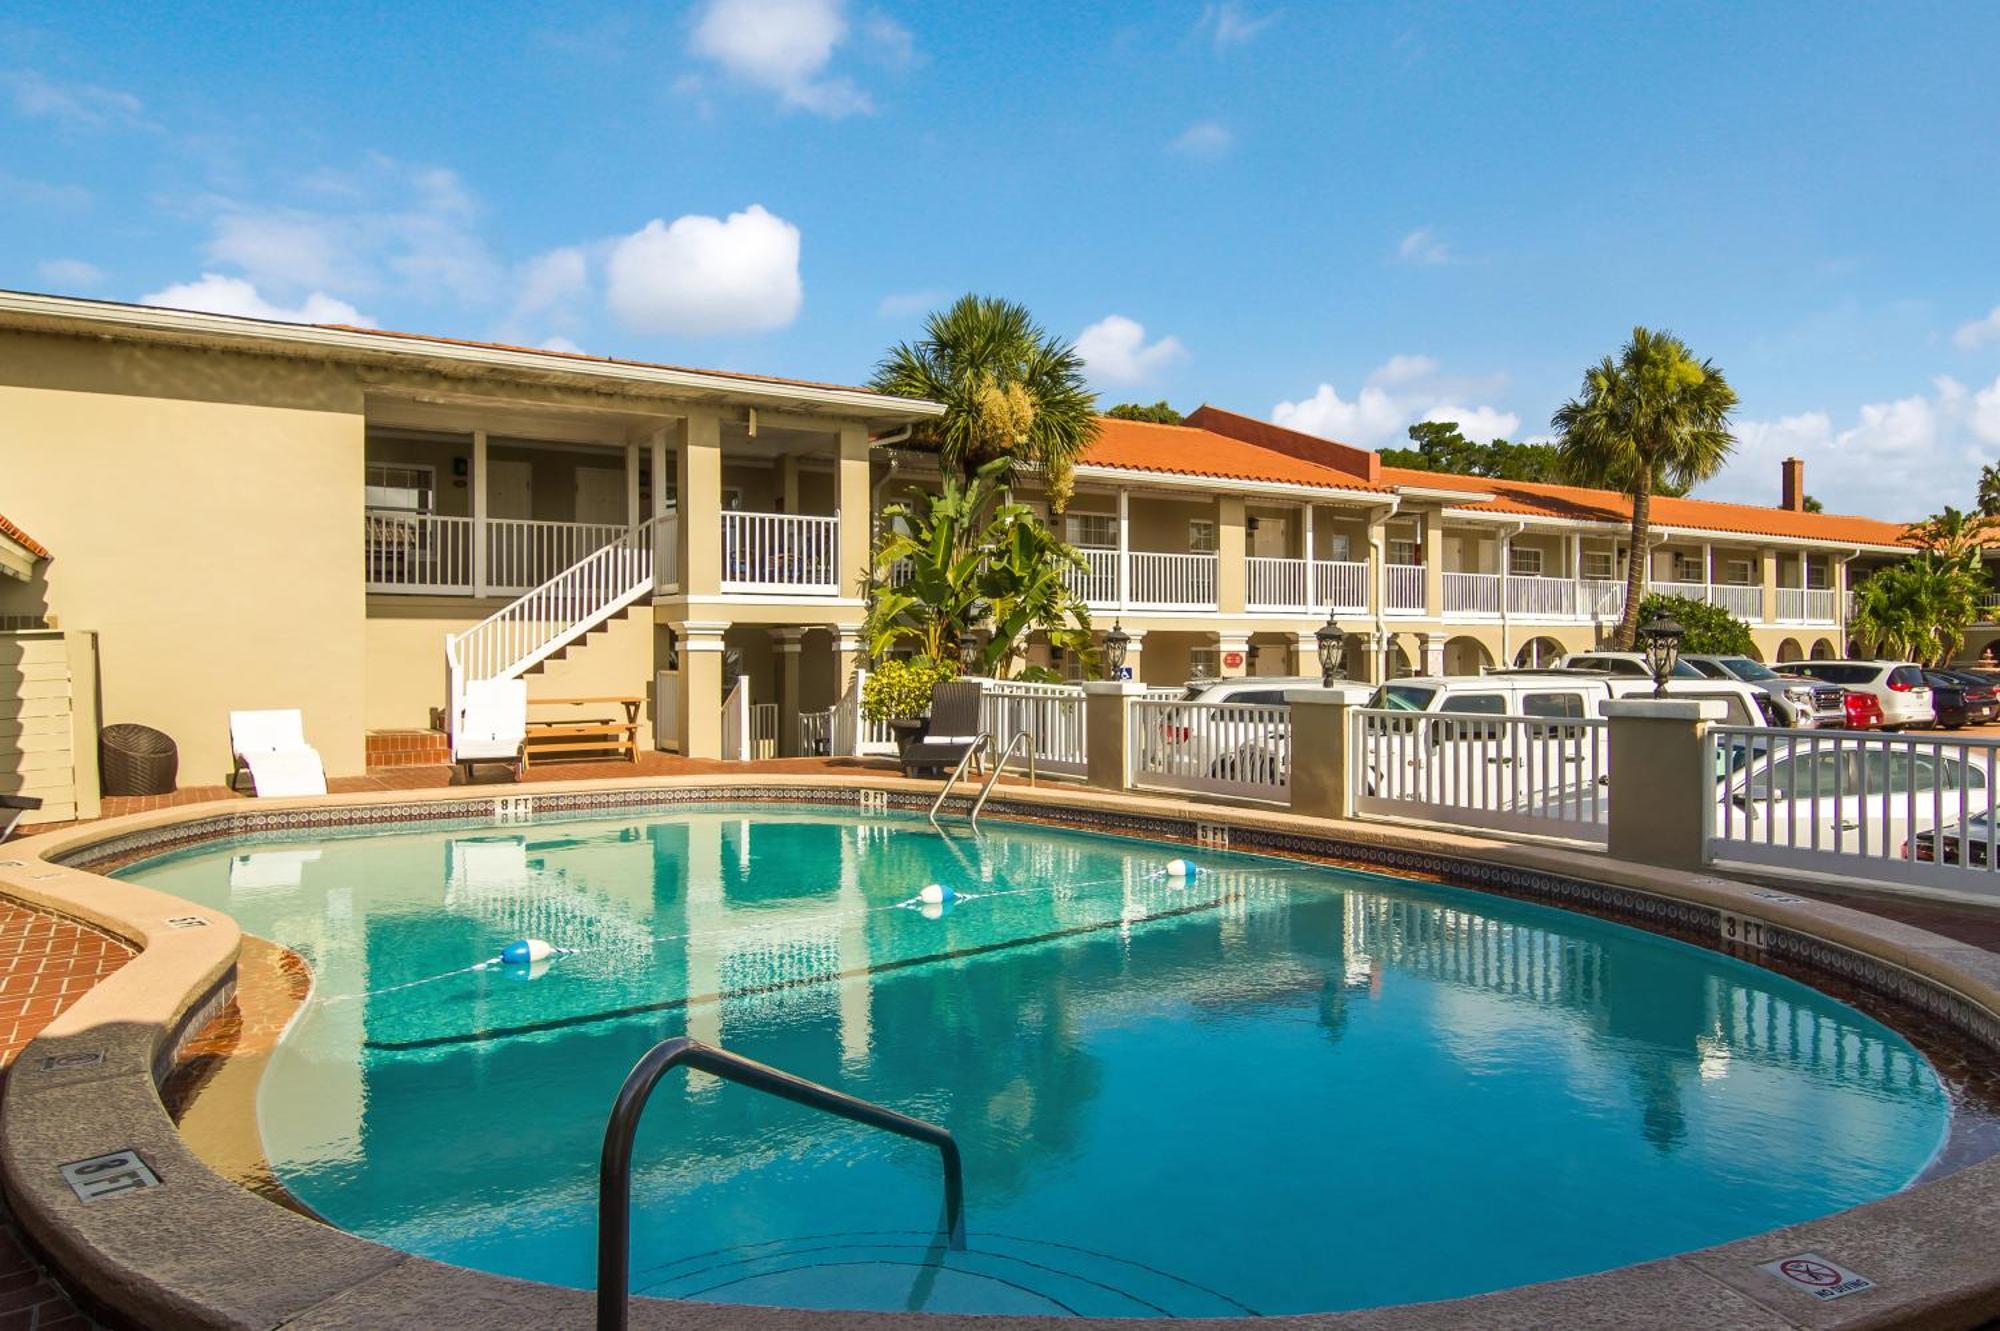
[1759,1252,1874,1301]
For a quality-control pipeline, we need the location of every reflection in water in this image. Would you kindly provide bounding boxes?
[120,808,1947,1317]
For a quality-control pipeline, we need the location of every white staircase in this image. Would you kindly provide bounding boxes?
[445,509,677,750]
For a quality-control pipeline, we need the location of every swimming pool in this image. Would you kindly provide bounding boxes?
[119,803,1948,1317]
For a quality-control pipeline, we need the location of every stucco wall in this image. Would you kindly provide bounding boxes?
[0,331,368,781]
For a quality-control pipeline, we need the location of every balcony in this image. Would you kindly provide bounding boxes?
[1245,557,1370,613]
[1059,549,1218,612]
[1443,571,1501,616]
[1385,564,1426,614]
[1775,586,1838,624]
[720,512,840,596]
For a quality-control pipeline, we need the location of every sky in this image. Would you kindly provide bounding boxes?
[3,1,1997,521]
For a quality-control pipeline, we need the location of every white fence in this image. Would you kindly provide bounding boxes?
[1129,552,1217,610]
[1386,564,1426,613]
[1066,548,1121,607]
[486,518,628,593]
[749,702,779,760]
[1314,560,1370,612]
[1776,587,1838,623]
[1580,578,1626,617]
[1507,576,1576,618]
[1443,571,1501,615]
[721,679,750,761]
[1245,558,1372,612]
[1708,726,2000,897]
[1129,698,1291,802]
[721,512,840,594]
[798,707,833,756]
[979,680,1088,776]
[1710,584,1764,619]
[1352,707,1610,843]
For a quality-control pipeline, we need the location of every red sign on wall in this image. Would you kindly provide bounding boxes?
[1223,651,1245,668]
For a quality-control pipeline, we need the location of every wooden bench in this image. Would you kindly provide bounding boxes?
[517,696,643,771]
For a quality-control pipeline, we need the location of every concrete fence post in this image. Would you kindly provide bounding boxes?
[1082,681,1145,792]
[1285,691,1359,820]
[1602,698,1727,872]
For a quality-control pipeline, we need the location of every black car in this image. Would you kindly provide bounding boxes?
[1909,812,1994,868]
[1922,673,1973,729]
[1931,669,2000,724]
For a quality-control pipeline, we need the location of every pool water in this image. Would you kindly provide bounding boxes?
[119,804,1949,1316]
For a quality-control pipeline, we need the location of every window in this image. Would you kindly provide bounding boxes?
[1188,519,1217,554]
[1188,646,1220,678]
[1571,656,1650,677]
[1806,559,1830,590]
[1441,693,1508,714]
[1388,538,1421,566]
[1508,546,1543,577]
[1066,513,1117,548]
[1748,750,1849,800]
[1229,689,1288,705]
[1522,692,1585,718]
[1889,665,1927,689]
[1376,684,1439,712]
[1326,534,1353,562]
[1725,559,1754,586]
[1581,550,1616,580]
[364,463,435,513]
[1672,552,1705,582]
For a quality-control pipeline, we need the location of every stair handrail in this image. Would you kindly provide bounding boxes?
[596,1036,964,1331]
[968,730,1035,831]
[927,732,992,828]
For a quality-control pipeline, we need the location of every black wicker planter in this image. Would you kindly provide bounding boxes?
[100,723,178,796]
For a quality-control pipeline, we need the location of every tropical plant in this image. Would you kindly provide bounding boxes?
[977,509,1096,678]
[1849,555,1985,666]
[871,294,1100,511]
[1634,592,1754,657]
[1979,463,2000,518]
[1104,400,1184,425]
[1903,505,1998,561]
[861,657,958,723]
[1553,327,1739,649]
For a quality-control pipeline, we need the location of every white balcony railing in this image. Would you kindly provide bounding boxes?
[1776,587,1837,623]
[1709,584,1764,620]
[1443,571,1501,615]
[1314,560,1370,612]
[721,512,840,595]
[1506,576,1576,618]
[1246,557,1310,611]
[1386,564,1426,613]
[1579,578,1626,618]
[1129,552,1217,610]
[486,518,629,594]
[1649,579,1708,601]
[1066,547,1120,607]
[365,511,474,593]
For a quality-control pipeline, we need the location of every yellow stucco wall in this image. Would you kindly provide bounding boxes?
[0,331,368,782]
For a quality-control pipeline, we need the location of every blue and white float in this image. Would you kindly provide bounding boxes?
[918,883,956,906]
[499,938,560,966]
[1166,858,1197,881]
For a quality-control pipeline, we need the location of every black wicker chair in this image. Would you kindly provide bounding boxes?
[100,723,178,796]
[898,681,988,778]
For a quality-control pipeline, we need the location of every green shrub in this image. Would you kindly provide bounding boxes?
[863,656,958,722]
[1635,592,1754,657]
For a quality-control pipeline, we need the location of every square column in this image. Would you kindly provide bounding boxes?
[834,627,865,696]
[1217,496,1247,614]
[837,424,871,600]
[675,411,723,598]
[1217,630,1251,678]
[1421,514,1444,617]
[1290,631,1317,677]
[771,627,805,757]
[673,620,730,759]
[1082,681,1146,792]
[471,428,489,597]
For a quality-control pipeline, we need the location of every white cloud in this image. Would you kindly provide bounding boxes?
[605,205,802,336]
[140,273,373,327]
[691,0,908,116]
[1168,121,1233,160]
[0,70,148,130]
[1954,304,2000,351]
[1272,354,1516,448]
[514,246,589,317]
[877,288,945,318]
[1421,403,1520,444]
[35,258,103,289]
[539,335,586,355]
[1397,226,1452,265]
[1076,315,1188,386]
[1195,3,1278,49]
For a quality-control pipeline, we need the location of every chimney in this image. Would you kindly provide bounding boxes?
[1780,457,1806,512]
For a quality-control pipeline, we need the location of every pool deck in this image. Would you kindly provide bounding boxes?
[7,771,2000,1327]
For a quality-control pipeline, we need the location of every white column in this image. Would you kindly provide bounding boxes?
[625,442,641,527]
[471,429,488,598]
[1569,531,1582,618]
[1702,540,1713,606]
[1116,487,1131,612]
[1302,503,1317,612]
[649,428,669,518]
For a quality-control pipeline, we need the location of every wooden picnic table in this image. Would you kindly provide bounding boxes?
[520,695,644,768]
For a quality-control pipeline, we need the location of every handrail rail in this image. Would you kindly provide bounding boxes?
[596,1036,964,1331]
[969,730,1035,831]
[927,730,991,828]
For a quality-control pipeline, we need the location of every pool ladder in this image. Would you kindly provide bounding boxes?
[927,730,1036,831]
[596,1036,965,1331]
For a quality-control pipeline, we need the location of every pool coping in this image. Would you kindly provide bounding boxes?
[4,775,2000,1329]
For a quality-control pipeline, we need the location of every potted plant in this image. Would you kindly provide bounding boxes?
[863,656,959,759]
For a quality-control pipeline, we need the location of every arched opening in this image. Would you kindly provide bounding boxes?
[1444,635,1495,676]
[1776,638,1804,663]
[1810,638,1837,660]
[1513,636,1564,668]
[1386,634,1415,679]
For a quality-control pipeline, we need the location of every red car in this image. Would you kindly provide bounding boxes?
[1843,690,1884,730]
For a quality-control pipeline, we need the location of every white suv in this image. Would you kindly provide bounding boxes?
[1783,661,1935,730]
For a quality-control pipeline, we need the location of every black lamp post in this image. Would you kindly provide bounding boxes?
[958,631,982,675]
[1315,611,1347,686]
[1103,620,1130,679]
[1638,612,1685,698]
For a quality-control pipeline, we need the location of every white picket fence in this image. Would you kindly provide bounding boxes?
[721,678,751,761]
[1708,726,2000,898]
[798,707,833,756]
[979,679,1088,776]
[1351,708,1610,843]
[1129,698,1291,802]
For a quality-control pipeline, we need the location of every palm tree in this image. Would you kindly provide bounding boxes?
[865,462,1002,664]
[978,510,1095,679]
[1903,505,1998,561]
[1553,327,1739,648]
[872,294,1100,511]
[1850,555,1984,666]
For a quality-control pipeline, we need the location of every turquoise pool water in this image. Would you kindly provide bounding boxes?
[118,804,1948,1316]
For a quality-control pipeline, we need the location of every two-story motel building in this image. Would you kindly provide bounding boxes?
[3,292,1986,818]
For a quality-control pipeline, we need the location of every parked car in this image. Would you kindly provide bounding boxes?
[1722,737,1994,861]
[1784,661,1936,730]
[1553,651,1707,680]
[1907,810,1994,868]
[1682,654,1846,728]
[1153,676,1375,785]
[1929,669,2000,725]
[1844,690,1885,730]
[1922,673,1977,730]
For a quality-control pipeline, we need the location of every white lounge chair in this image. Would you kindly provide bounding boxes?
[454,678,527,782]
[228,710,328,798]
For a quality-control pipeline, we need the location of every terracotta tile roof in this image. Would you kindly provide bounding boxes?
[1079,417,1393,493]
[0,513,47,558]
[1181,405,1384,481]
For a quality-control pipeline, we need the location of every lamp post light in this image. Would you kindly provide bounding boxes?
[958,631,983,676]
[1103,620,1130,680]
[1638,612,1685,699]
[1315,611,1348,686]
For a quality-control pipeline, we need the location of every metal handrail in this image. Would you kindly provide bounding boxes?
[969,730,1035,831]
[596,1036,965,1331]
[927,730,992,828]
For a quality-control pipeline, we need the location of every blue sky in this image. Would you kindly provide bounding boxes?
[4,1,1997,519]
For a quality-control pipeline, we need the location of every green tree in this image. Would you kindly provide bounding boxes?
[871,294,1100,512]
[1553,327,1739,649]
[1104,400,1184,425]
[1634,592,1754,656]
[1849,555,1984,666]
[978,510,1097,678]
[1904,505,1998,561]
[1803,495,1823,514]
[1979,463,2000,518]
[1378,420,1569,483]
